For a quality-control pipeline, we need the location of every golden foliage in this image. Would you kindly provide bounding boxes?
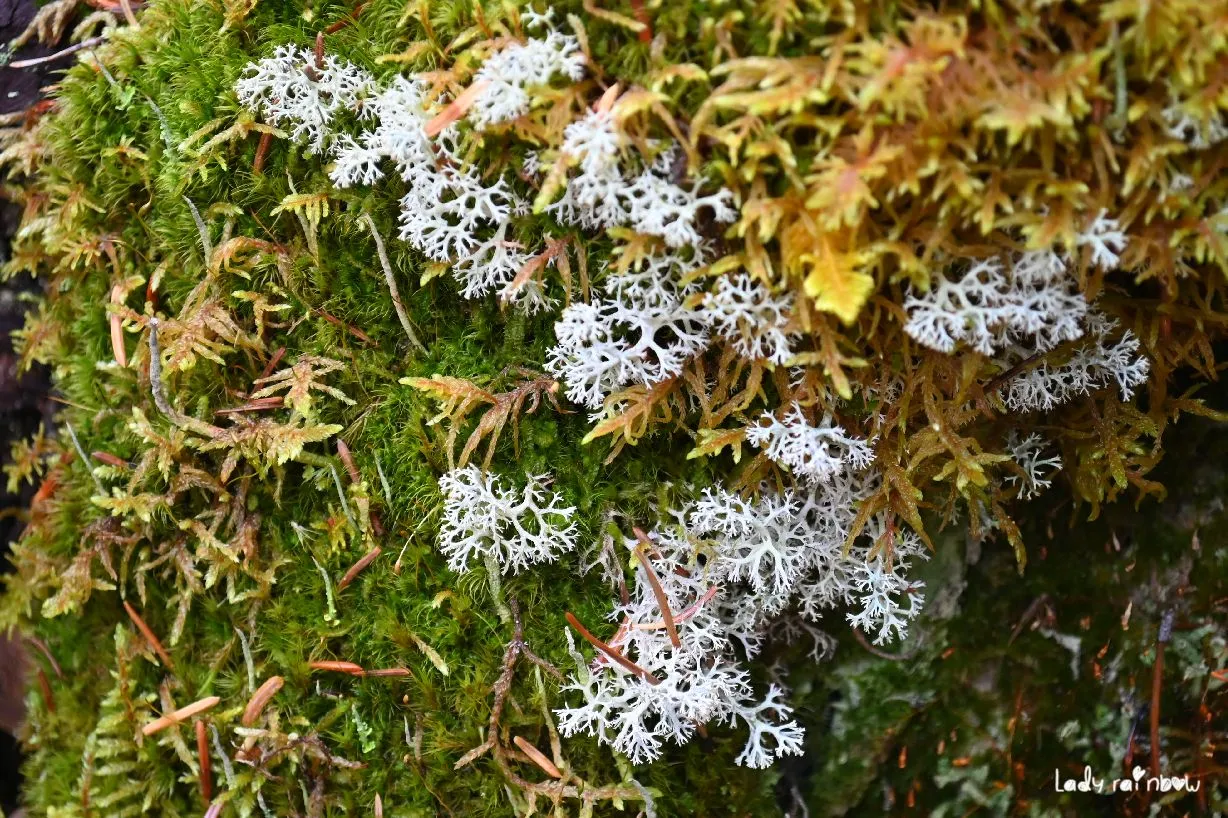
[405,369,563,469]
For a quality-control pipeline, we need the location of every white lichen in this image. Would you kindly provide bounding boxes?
[235,45,374,155]
[557,466,927,767]
[1005,432,1062,499]
[704,273,798,365]
[437,466,577,574]
[468,30,586,129]
[745,403,875,485]
[904,250,1088,356]
[547,253,711,409]
[549,111,736,249]
[999,311,1150,412]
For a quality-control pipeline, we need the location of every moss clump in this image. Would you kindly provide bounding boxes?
[1,0,1226,815]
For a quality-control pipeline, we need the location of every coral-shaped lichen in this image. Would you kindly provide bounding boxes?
[5,0,1228,814]
[437,466,577,573]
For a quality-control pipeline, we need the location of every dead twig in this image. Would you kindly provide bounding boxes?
[459,598,645,809]
[8,36,108,68]
[361,213,425,353]
[147,319,225,437]
[1008,593,1052,645]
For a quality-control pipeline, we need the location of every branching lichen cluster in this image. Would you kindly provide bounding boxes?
[1,0,1227,815]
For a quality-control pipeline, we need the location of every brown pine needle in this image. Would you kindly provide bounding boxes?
[195,719,212,803]
[631,585,718,631]
[513,735,563,779]
[109,283,128,367]
[338,546,382,590]
[309,660,365,675]
[142,696,220,736]
[633,528,681,648]
[24,635,63,678]
[240,675,285,726]
[336,439,360,484]
[1151,610,1174,778]
[123,600,175,670]
[91,450,129,469]
[363,667,412,678]
[253,131,274,175]
[425,80,490,138]
[36,669,54,714]
[564,612,660,685]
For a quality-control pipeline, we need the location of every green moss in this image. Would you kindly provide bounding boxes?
[2,0,1227,815]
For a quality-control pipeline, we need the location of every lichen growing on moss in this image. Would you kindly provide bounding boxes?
[1,0,1227,815]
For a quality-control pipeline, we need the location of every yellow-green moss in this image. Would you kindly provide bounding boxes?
[1,0,1227,815]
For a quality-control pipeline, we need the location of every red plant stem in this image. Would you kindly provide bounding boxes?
[1151,610,1174,778]
[91,450,129,468]
[628,0,652,42]
[336,440,360,484]
[324,1,366,34]
[24,635,63,678]
[256,346,286,383]
[36,669,54,714]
